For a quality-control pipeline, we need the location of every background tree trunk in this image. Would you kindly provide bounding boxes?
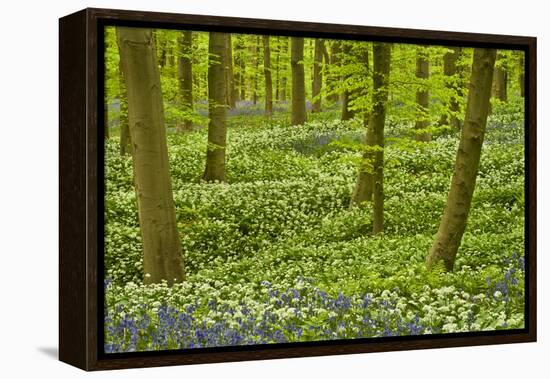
[312,39,324,113]
[349,45,373,208]
[177,31,194,132]
[263,36,273,117]
[371,42,391,234]
[341,43,355,121]
[415,46,431,142]
[235,36,246,102]
[426,48,497,272]
[492,52,508,102]
[328,41,341,103]
[203,32,228,182]
[291,37,307,125]
[117,26,185,285]
[280,38,288,102]
[275,37,280,102]
[252,37,259,105]
[438,46,462,130]
[224,34,236,109]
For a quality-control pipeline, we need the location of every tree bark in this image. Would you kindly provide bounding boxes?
[280,38,288,102]
[203,32,228,182]
[492,52,507,102]
[177,31,194,132]
[415,46,431,142]
[275,37,280,102]
[438,47,462,130]
[291,37,307,125]
[426,48,497,272]
[312,39,324,113]
[349,45,373,208]
[341,43,355,121]
[225,34,236,109]
[371,42,391,234]
[236,37,246,101]
[252,37,259,105]
[263,36,273,117]
[327,41,341,103]
[116,27,185,285]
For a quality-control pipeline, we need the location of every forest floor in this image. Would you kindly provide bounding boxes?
[104,102,525,352]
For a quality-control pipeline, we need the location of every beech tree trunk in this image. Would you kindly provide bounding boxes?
[203,32,228,182]
[225,34,236,109]
[116,27,185,285]
[291,37,307,125]
[275,37,280,102]
[371,42,391,234]
[328,41,341,103]
[312,39,324,113]
[237,37,246,101]
[349,46,373,208]
[252,37,259,105]
[177,31,194,132]
[415,46,431,142]
[426,48,497,272]
[438,47,462,130]
[263,36,273,117]
[341,43,356,121]
[492,52,507,102]
[280,38,288,102]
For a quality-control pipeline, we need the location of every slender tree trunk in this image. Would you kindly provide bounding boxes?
[238,37,246,101]
[519,52,525,97]
[291,37,307,125]
[328,41,342,103]
[252,37,260,105]
[327,41,341,103]
[341,43,355,121]
[233,39,241,103]
[117,27,185,285]
[203,32,228,182]
[118,59,130,155]
[280,38,288,102]
[275,37,280,102]
[312,39,324,113]
[349,46,373,208]
[350,114,375,208]
[157,33,167,69]
[321,42,330,66]
[263,36,273,117]
[492,52,507,102]
[426,48,497,272]
[225,34,236,108]
[415,46,431,142]
[177,31,194,132]
[439,47,462,130]
[371,42,391,234]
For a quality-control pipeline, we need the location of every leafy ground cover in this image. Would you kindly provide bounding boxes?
[104,104,525,353]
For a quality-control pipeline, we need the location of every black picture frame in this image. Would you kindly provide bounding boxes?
[59,7,537,371]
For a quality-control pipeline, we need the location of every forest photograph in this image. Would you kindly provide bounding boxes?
[103,25,526,353]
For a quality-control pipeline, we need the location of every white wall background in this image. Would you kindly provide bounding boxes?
[0,0,546,377]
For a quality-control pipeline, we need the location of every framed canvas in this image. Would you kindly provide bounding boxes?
[59,7,537,371]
